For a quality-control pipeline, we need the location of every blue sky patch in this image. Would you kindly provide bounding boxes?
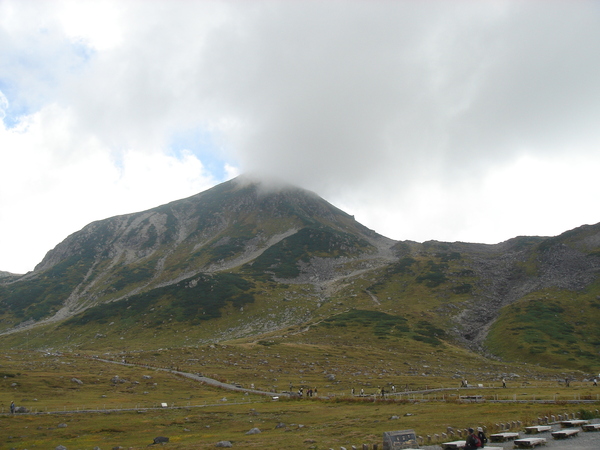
[168,127,233,180]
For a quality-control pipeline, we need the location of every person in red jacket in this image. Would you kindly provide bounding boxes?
[464,428,481,449]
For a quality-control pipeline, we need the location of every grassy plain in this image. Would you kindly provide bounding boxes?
[1,340,599,450]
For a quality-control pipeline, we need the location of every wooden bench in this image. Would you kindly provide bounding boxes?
[513,437,546,448]
[583,423,600,431]
[552,428,580,439]
[525,425,552,434]
[440,440,465,449]
[489,432,519,442]
[560,419,588,428]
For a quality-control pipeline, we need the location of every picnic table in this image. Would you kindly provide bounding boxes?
[525,425,552,434]
[440,440,465,449]
[560,419,588,428]
[582,423,600,431]
[552,428,580,439]
[489,431,519,442]
[513,437,547,448]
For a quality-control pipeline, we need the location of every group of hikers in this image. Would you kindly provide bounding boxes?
[349,386,397,398]
[291,386,317,397]
[465,427,488,449]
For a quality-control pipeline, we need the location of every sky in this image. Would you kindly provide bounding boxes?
[1,0,600,274]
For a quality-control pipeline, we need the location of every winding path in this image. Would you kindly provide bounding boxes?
[92,357,290,398]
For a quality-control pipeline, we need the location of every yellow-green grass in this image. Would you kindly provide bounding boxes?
[1,393,598,449]
[0,351,255,414]
[1,349,599,449]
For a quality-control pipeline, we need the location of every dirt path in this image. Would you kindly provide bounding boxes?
[92,357,289,398]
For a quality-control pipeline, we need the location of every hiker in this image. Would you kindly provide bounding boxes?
[593,378,597,387]
[10,401,15,414]
[502,378,506,388]
[477,427,488,448]
[464,428,481,450]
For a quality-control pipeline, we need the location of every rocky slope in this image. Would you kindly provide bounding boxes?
[1,177,599,370]
[0,176,391,332]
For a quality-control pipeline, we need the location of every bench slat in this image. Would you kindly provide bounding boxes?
[560,419,589,428]
[440,440,465,449]
[489,432,519,442]
[552,428,579,439]
[514,437,546,448]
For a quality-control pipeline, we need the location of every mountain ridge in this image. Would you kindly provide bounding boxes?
[1,176,599,372]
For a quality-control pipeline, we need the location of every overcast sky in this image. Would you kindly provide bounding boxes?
[1,0,600,274]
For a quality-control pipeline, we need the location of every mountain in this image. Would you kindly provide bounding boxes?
[0,176,393,334]
[1,176,599,372]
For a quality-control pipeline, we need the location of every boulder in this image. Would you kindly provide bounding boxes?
[215,441,232,448]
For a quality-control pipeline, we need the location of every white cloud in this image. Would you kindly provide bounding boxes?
[56,0,125,51]
[339,153,600,245]
[1,0,600,273]
[0,104,221,273]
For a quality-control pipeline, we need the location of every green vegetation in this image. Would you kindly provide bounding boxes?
[62,272,255,327]
[413,320,445,346]
[415,260,448,287]
[112,264,155,292]
[320,309,409,339]
[486,286,600,371]
[245,225,370,279]
[318,310,448,346]
[0,253,93,321]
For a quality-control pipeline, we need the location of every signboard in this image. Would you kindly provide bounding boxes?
[382,429,418,449]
